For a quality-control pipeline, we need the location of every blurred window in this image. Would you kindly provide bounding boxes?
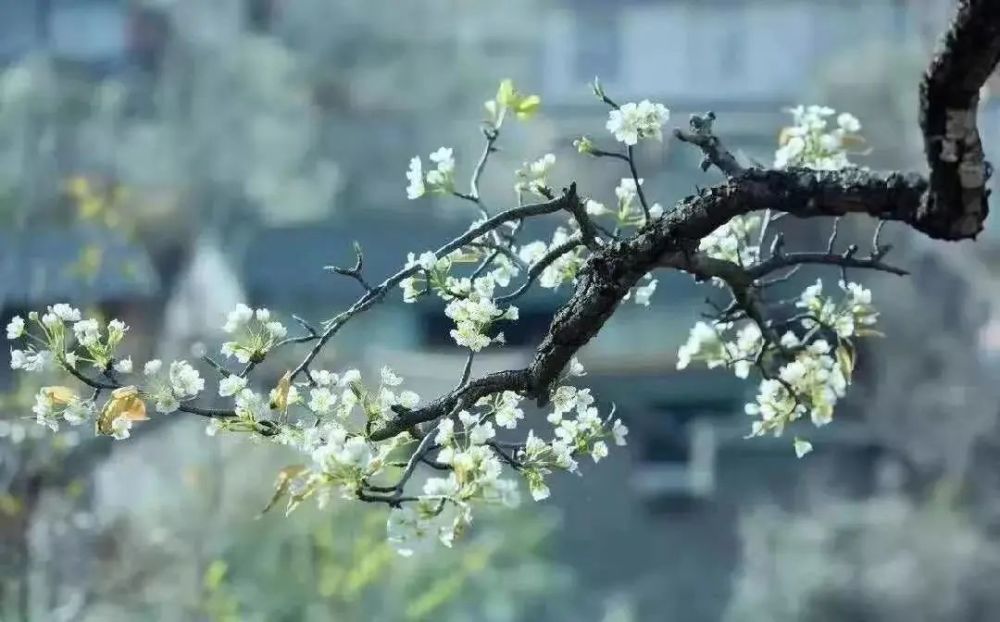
[573,7,620,82]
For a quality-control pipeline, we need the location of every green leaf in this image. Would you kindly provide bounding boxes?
[203,559,228,591]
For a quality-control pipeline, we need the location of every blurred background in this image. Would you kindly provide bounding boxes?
[2,0,1000,620]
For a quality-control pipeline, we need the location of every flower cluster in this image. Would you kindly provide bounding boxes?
[8,305,130,373]
[220,304,288,364]
[606,100,670,145]
[677,321,762,379]
[797,279,879,339]
[398,247,520,351]
[517,227,586,291]
[621,272,658,307]
[406,147,456,199]
[585,178,663,230]
[677,279,878,457]
[384,361,627,556]
[444,279,518,352]
[514,153,556,197]
[699,214,761,267]
[142,359,205,414]
[517,380,628,502]
[774,105,864,170]
[31,386,96,432]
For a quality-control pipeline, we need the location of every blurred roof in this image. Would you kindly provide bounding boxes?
[0,226,159,307]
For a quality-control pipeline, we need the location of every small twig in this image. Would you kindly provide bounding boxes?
[201,355,233,378]
[673,112,745,177]
[458,351,475,388]
[625,145,652,224]
[748,250,907,281]
[486,440,522,469]
[826,217,841,253]
[589,148,630,162]
[324,241,373,292]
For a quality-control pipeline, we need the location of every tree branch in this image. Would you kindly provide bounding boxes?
[918,0,1000,239]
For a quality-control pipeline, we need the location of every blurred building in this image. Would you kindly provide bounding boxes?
[2,0,998,620]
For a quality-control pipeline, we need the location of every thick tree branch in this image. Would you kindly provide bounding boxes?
[918,0,1000,239]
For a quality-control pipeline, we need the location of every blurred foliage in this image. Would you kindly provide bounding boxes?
[725,488,1000,622]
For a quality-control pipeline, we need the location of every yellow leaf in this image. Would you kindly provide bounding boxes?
[258,464,307,517]
[778,127,794,146]
[0,494,23,517]
[514,94,541,119]
[842,134,867,148]
[79,196,104,220]
[65,176,91,199]
[269,370,293,414]
[96,386,147,436]
[42,386,77,406]
[835,344,855,379]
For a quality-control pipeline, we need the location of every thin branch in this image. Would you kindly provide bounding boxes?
[497,236,583,303]
[625,145,652,223]
[290,188,578,382]
[324,241,373,293]
[748,251,909,280]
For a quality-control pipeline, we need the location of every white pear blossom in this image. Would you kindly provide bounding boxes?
[633,278,657,306]
[406,147,456,199]
[32,392,59,431]
[220,305,287,361]
[110,415,132,440]
[308,387,337,414]
[397,390,420,409]
[380,366,403,387]
[11,348,52,372]
[50,304,81,322]
[612,419,629,446]
[107,319,128,345]
[775,105,863,170]
[469,421,496,445]
[794,437,814,458]
[606,100,670,145]
[6,316,24,340]
[591,440,609,462]
[113,357,133,374]
[63,400,94,425]
[405,156,425,199]
[435,419,455,446]
[677,322,723,370]
[585,199,610,216]
[219,374,248,397]
[169,360,204,398]
[223,304,254,333]
[73,319,101,348]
